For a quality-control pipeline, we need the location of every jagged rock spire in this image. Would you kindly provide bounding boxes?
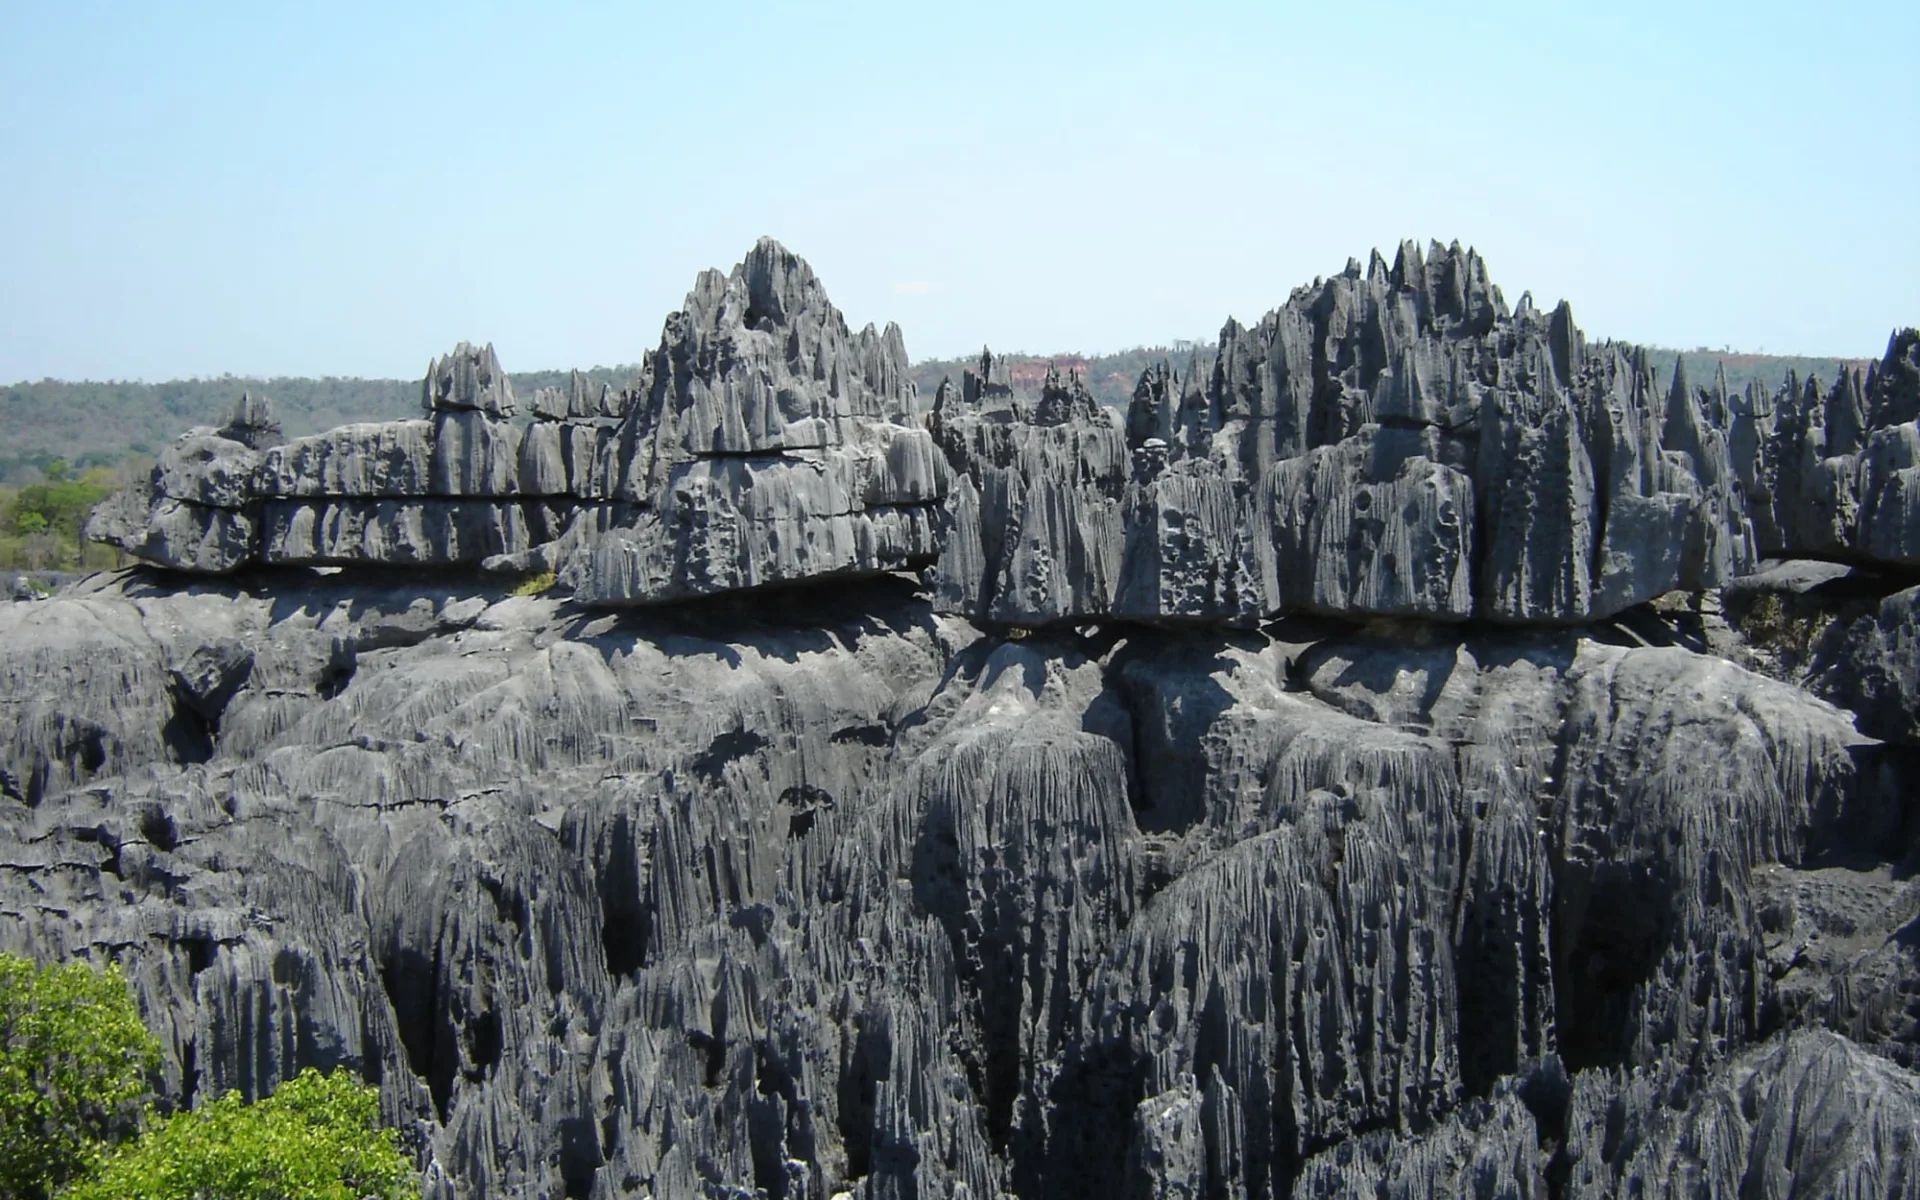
[424,341,516,417]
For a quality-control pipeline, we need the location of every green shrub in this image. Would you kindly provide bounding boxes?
[0,955,160,1200]
[509,570,558,597]
[0,953,417,1199]
[65,1068,415,1200]
[0,469,122,571]
[1743,592,1786,638]
[1739,592,1819,664]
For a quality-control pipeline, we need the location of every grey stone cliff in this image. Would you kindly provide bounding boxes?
[25,240,1920,1198]
[89,240,947,600]
[933,242,1767,627]
[1733,328,1920,567]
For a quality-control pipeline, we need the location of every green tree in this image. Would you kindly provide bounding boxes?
[0,955,160,1200]
[1,468,119,568]
[0,953,415,1199]
[64,1068,415,1200]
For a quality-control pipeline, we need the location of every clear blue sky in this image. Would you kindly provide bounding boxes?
[1,1,1914,382]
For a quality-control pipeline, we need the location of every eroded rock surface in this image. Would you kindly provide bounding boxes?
[35,240,1920,1197]
[4,566,1915,1199]
[933,243,1777,627]
[88,241,948,602]
[88,240,1920,636]
[1734,329,1920,567]
[1814,584,1920,747]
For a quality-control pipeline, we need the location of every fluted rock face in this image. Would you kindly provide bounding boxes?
[85,388,571,573]
[568,239,946,606]
[423,342,516,418]
[219,391,284,450]
[90,240,950,602]
[1547,642,1878,1070]
[933,242,1763,627]
[1266,429,1477,618]
[531,369,625,422]
[1299,1030,1920,1200]
[1733,329,1920,567]
[571,443,944,607]
[4,561,1918,1199]
[40,238,1920,1197]
[931,361,1131,623]
[257,420,437,497]
[260,499,573,566]
[626,239,918,465]
[1812,583,1920,748]
[86,238,1917,632]
[891,639,1140,1165]
[0,574,1005,1199]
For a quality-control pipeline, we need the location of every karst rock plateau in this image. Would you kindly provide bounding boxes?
[7,237,1920,1198]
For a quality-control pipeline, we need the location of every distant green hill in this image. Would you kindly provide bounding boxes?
[0,345,1876,486]
[0,369,639,484]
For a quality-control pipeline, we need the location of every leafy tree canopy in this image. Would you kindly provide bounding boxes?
[0,955,160,1199]
[0,953,416,1200]
[64,1068,415,1200]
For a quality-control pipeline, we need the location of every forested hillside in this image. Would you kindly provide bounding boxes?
[0,368,641,484]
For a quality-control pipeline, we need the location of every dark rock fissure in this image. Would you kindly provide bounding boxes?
[161,698,215,766]
[596,813,650,978]
[691,728,769,784]
[139,803,179,853]
[464,1009,502,1078]
[179,934,213,975]
[179,1035,200,1112]
[1553,862,1677,1073]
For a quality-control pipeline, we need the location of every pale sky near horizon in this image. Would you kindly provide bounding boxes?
[1,1,1914,383]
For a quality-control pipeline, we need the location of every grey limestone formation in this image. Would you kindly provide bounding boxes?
[567,238,945,605]
[1735,328,1920,568]
[1293,1029,1920,1198]
[1814,583,1920,747]
[3,569,1915,1199]
[36,239,1920,1198]
[89,241,949,602]
[929,361,1130,624]
[220,391,284,450]
[87,239,1920,635]
[530,370,626,422]
[934,242,1764,627]
[424,341,517,418]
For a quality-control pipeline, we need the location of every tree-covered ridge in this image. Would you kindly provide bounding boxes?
[0,368,642,483]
